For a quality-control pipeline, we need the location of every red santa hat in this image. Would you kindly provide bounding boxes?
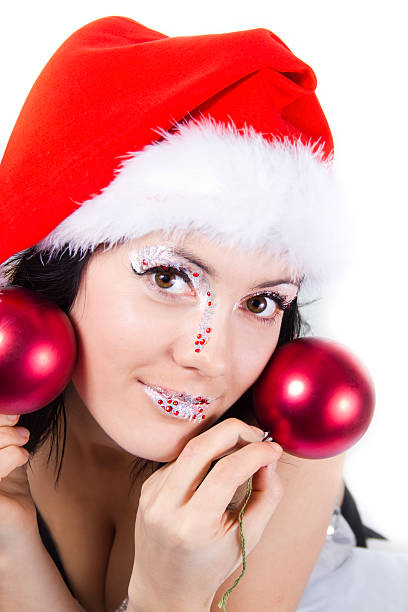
[0,16,350,294]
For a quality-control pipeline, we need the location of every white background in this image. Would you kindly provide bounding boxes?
[1,2,407,551]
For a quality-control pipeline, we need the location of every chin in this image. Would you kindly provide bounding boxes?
[124,434,190,464]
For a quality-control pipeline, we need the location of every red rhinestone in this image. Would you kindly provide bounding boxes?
[165,406,172,412]
[206,328,211,333]
[202,414,206,419]
[195,348,200,353]
[167,399,172,403]
[207,301,212,306]
[158,399,163,405]
[199,408,203,412]
[197,334,202,339]
[195,341,199,345]
[207,291,211,296]
[173,401,178,405]
[193,415,196,419]
[174,411,179,415]
[200,339,205,344]
[161,265,168,270]
[193,272,200,277]
[142,259,147,266]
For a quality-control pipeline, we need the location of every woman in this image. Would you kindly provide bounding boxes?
[0,16,382,612]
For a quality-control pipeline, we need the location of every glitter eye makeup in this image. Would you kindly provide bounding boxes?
[129,245,299,342]
[128,245,215,353]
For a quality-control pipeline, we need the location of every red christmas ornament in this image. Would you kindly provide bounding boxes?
[252,337,375,459]
[0,287,77,415]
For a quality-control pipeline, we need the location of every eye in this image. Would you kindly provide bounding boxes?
[242,291,291,327]
[153,268,186,292]
[154,269,175,289]
[245,294,278,318]
[134,264,194,296]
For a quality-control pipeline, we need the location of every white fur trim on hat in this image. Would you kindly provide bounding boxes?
[35,118,351,296]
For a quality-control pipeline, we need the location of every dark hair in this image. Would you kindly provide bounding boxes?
[2,245,313,495]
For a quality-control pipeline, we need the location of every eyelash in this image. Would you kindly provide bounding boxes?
[133,264,291,327]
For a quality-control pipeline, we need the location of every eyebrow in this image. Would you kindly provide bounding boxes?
[170,247,300,289]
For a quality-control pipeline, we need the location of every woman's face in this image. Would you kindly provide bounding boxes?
[67,230,299,464]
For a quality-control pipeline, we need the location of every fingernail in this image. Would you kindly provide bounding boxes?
[7,414,19,422]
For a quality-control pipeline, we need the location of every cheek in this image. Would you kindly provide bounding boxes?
[229,323,281,404]
[243,342,278,382]
[69,286,176,396]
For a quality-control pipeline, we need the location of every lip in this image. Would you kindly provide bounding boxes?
[139,380,219,423]
[139,380,218,403]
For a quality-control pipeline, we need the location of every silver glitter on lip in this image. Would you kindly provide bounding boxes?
[141,382,213,423]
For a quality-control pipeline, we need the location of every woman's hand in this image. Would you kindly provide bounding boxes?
[0,414,80,611]
[0,413,37,551]
[127,418,283,612]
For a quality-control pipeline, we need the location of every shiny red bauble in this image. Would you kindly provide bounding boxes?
[0,287,77,415]
[252,337,375,459]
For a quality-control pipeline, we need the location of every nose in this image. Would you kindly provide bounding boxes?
[172,306,232,378]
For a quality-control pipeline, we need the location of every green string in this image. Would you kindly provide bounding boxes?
[217,475,253,611]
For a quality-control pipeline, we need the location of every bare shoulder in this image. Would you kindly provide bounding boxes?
[211,450,346,612]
